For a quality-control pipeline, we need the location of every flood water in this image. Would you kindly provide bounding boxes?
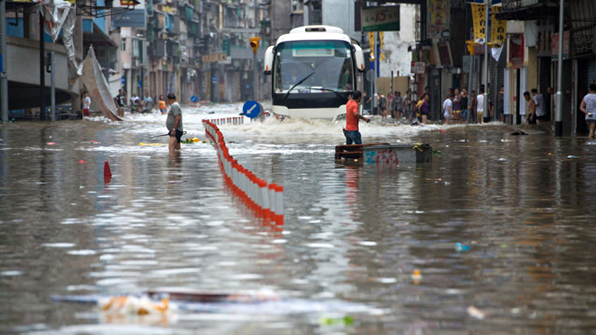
[1,103,596,335]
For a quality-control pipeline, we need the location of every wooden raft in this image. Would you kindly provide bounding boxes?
[335,143,389,160]
[335,143,432,166]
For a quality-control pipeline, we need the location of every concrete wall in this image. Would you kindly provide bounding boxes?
[377,76,410,97]
[6,36,70,91]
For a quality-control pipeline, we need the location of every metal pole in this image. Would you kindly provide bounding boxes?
[50,51,56,121]
[370,71,374,114]
[376,31,380,78]
[468,55,473,123]
[555,0,564,136]
[483,0,489,122]
[253,51,257,100]
[390,70,394,97]
[0,0,8,122]
[39,12,46,121]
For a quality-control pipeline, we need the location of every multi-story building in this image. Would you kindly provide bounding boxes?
[1,0,124,120]
[110,0,147,105]
[143,0,269,104]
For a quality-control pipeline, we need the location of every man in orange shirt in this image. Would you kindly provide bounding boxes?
[344,90,370,144]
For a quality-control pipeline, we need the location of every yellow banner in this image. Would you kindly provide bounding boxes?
[379,32,385,61]
[491,6,507,45]
[368,32,375,60]
[471,3,486,43]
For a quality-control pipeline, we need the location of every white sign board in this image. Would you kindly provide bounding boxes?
[361,6,400,32]
[411,62,426,74]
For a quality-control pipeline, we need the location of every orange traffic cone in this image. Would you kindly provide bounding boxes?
[104,161,112,182]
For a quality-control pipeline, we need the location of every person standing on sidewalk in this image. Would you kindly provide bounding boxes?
[461,88,469,123]
[452,88,462,123]
[82,92,91,117]
[579,83,596,139]
[442,93,453,125]
[404,91,413,122]
[166,93,183,155]
[378,94,388,120]
[532,88,546,124]
[114,89,126,117]
[393,91,403,120]
[418,93,430,125]
[524,91,536,125]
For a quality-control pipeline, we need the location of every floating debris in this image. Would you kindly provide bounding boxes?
[455,242,471,252]
[467,306,486,319]
[411,269,422,284]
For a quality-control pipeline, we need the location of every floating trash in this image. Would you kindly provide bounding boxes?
[138,142,166,146]
[411,269,422,284]
[99,295,171,316]
[52,291,370,316]
[319,315,354,326]
[455,242,471,252]
[181,138,206,144]
[467,305,486,319]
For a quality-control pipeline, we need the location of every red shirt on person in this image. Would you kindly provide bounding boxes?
[345,99,360,131]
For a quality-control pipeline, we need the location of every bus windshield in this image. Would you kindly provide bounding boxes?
[273,40,354,94]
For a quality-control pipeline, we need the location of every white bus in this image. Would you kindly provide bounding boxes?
[263,25,365,121]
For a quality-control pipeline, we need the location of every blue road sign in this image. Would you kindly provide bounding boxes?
[242,100,261,119]
[121,76,125,84]
[190,95,198,103]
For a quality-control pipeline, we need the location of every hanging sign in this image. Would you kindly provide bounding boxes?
[471,3,486,43]
[361,6,400,32]
[428,0,450,39]
[490,5,507,45]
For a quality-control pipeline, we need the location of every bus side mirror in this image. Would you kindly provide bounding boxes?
[353,45,365,72]
[264,46,275,75]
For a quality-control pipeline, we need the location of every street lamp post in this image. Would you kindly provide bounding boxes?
[555,0,564,136]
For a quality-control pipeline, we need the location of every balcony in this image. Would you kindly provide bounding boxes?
[167,15,181,35]
[149,39,167,58]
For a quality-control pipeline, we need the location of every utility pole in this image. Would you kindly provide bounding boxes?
[39,13,46,121]
[555,0,564,136]
[0,0,8,122]
[50,51,56,121]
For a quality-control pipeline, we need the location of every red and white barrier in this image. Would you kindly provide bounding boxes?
[203,119,284,225]
[205,116,244,126]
